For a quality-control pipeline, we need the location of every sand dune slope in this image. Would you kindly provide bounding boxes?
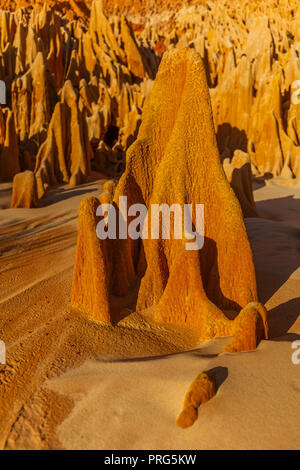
[46,338,300,450]
[0,179,299,449]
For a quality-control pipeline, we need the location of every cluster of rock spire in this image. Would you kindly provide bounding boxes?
[1,0,156,207]
[108,0,300,181]
[1,0,299,209]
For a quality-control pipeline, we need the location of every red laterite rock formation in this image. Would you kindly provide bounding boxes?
[72,48,268,353]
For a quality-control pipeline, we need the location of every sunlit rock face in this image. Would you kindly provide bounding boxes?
[71,49,268,353]
[1,0,299,209]
[102,0,300,182]
[0,0,156,206]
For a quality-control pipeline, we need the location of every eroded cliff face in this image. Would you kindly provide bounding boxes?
[2,0,300,208]
[0,0,158,206]
[122,0,300,183]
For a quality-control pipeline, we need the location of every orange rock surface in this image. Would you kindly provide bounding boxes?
[0,109,20,181]
[223,150,258,218]
[104,0,300,182]
[2,0,154,206]
[2,0,300,208]
[176,371,216,429]
[72,48,268,352]
[11,170,38,208]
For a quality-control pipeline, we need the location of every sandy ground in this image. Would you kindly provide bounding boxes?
[0,176,299,450]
